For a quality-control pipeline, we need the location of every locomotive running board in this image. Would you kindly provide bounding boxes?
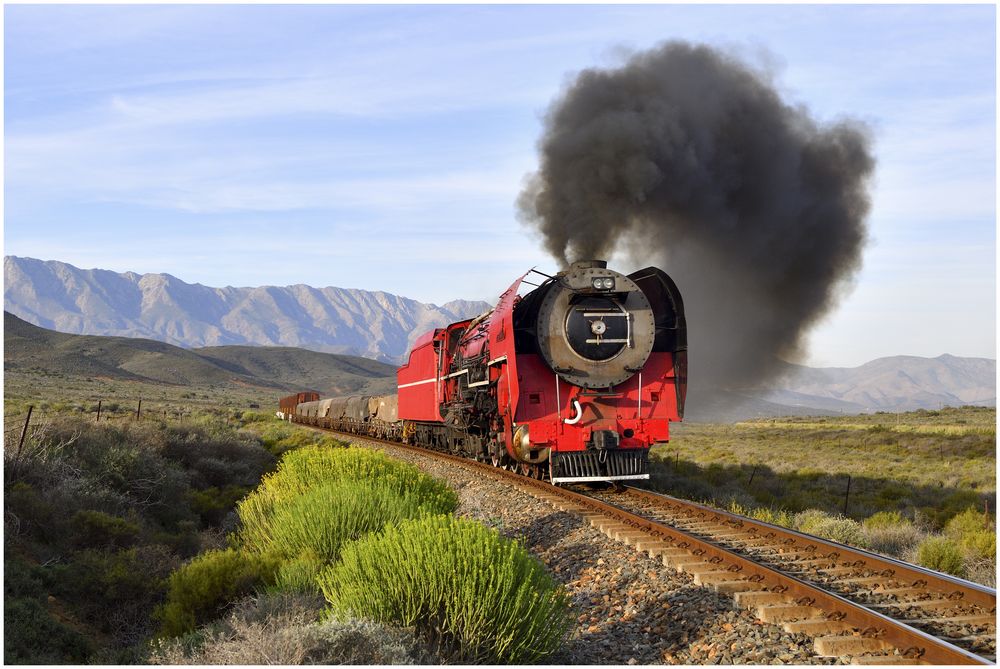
[550,474,649,484]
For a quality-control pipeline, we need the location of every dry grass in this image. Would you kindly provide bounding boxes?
[148,592,434,665]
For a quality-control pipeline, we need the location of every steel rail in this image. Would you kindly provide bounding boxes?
[301,423,993,665]
[623,486,997,612]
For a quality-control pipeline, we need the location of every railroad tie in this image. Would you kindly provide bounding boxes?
[813,635,895,657]
[783,619,856,635]
[646,546,693,563]
[712,581,767,595]
[733,590,793,609]
[756,603,825,623]
[848,655,930,665]
[664,555,711,572]
[910,613,995,627]
[870,598,968,613]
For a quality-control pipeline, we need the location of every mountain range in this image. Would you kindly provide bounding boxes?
[4,256,490,363]
[686,355,995,422]
[4,256,995,419]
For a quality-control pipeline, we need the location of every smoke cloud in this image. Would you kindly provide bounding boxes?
[518,41,875,392]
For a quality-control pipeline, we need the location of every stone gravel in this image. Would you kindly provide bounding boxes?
[345,437,849,665]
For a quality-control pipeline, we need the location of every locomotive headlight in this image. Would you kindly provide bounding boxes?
[592,277,616,290]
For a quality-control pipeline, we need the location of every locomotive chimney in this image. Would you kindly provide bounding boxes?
[568,259,607,270]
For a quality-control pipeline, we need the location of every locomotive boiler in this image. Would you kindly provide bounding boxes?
[281,260,686,484]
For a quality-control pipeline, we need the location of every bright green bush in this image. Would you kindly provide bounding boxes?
[793,509,834,534]
[945,508,993,539]
[749,507,793,528]
[961,531,997,561]
[863,510,907,530]
[157,549,280,637]
[275,557,325,594]
[916,537,965,576]
[236,447,457,554]
[267,480,454,562]
[319,514,571,664]
[727,502,793,528]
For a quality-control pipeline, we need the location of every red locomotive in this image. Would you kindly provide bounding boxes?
[281,260,686,484]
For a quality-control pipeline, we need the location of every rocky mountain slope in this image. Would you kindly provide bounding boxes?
[4,256,491,363]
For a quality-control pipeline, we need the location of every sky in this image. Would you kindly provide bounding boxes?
[4,4,996,367]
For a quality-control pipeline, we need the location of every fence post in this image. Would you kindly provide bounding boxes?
[747,465,759,486]
[16,405,34,457]
[11,405,34,480]
[136,399,142,420]
[843,475,852,517]
[96,400,102,422]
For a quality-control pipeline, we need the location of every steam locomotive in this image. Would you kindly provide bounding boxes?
[278,260,687,484]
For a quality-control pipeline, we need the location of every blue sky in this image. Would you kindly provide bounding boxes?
[4,4,995,366]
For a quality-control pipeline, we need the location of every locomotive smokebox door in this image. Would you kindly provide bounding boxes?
[534,260,657,389]
[590,429,620,450]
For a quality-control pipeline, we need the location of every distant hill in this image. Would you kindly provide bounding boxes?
[686,354,995,422]
[761,355,996,413]
[4,256,491,363]
[4,312,396,397]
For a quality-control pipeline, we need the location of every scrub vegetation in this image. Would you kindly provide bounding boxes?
[651,406,995,584]
[3,413,277,663]
[155,446,571,664]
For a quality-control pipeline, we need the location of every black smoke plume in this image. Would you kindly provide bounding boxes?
[518,41,875,393]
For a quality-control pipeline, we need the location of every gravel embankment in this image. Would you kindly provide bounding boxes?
[346,437,844,665]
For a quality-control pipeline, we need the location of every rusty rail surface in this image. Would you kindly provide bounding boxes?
[304,424,994,665]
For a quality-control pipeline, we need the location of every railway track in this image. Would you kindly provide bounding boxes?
[301,423,995,665]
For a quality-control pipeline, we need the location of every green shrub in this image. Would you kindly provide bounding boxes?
[275,557,325,594]
[189,485,251,525]
[236,447,457,554]
[27,545,177,654]
[860,510,925,557]
[863,510,907,530]
[157,549,280,638]
[266,480,454,562]
[960,531,997,561]
[71,510,141,550]
[945,508,993,539]
[793,510,868,547]
[793,509,833,534]
[727,502,793,528]
[4,597,93,664]
[319,514,571,664]
[916,537,965,576]
[749,506,793,528]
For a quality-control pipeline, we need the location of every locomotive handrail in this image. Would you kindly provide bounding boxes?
[564,399,583,424]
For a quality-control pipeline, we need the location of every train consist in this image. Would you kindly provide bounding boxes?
[277,260,687,484]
